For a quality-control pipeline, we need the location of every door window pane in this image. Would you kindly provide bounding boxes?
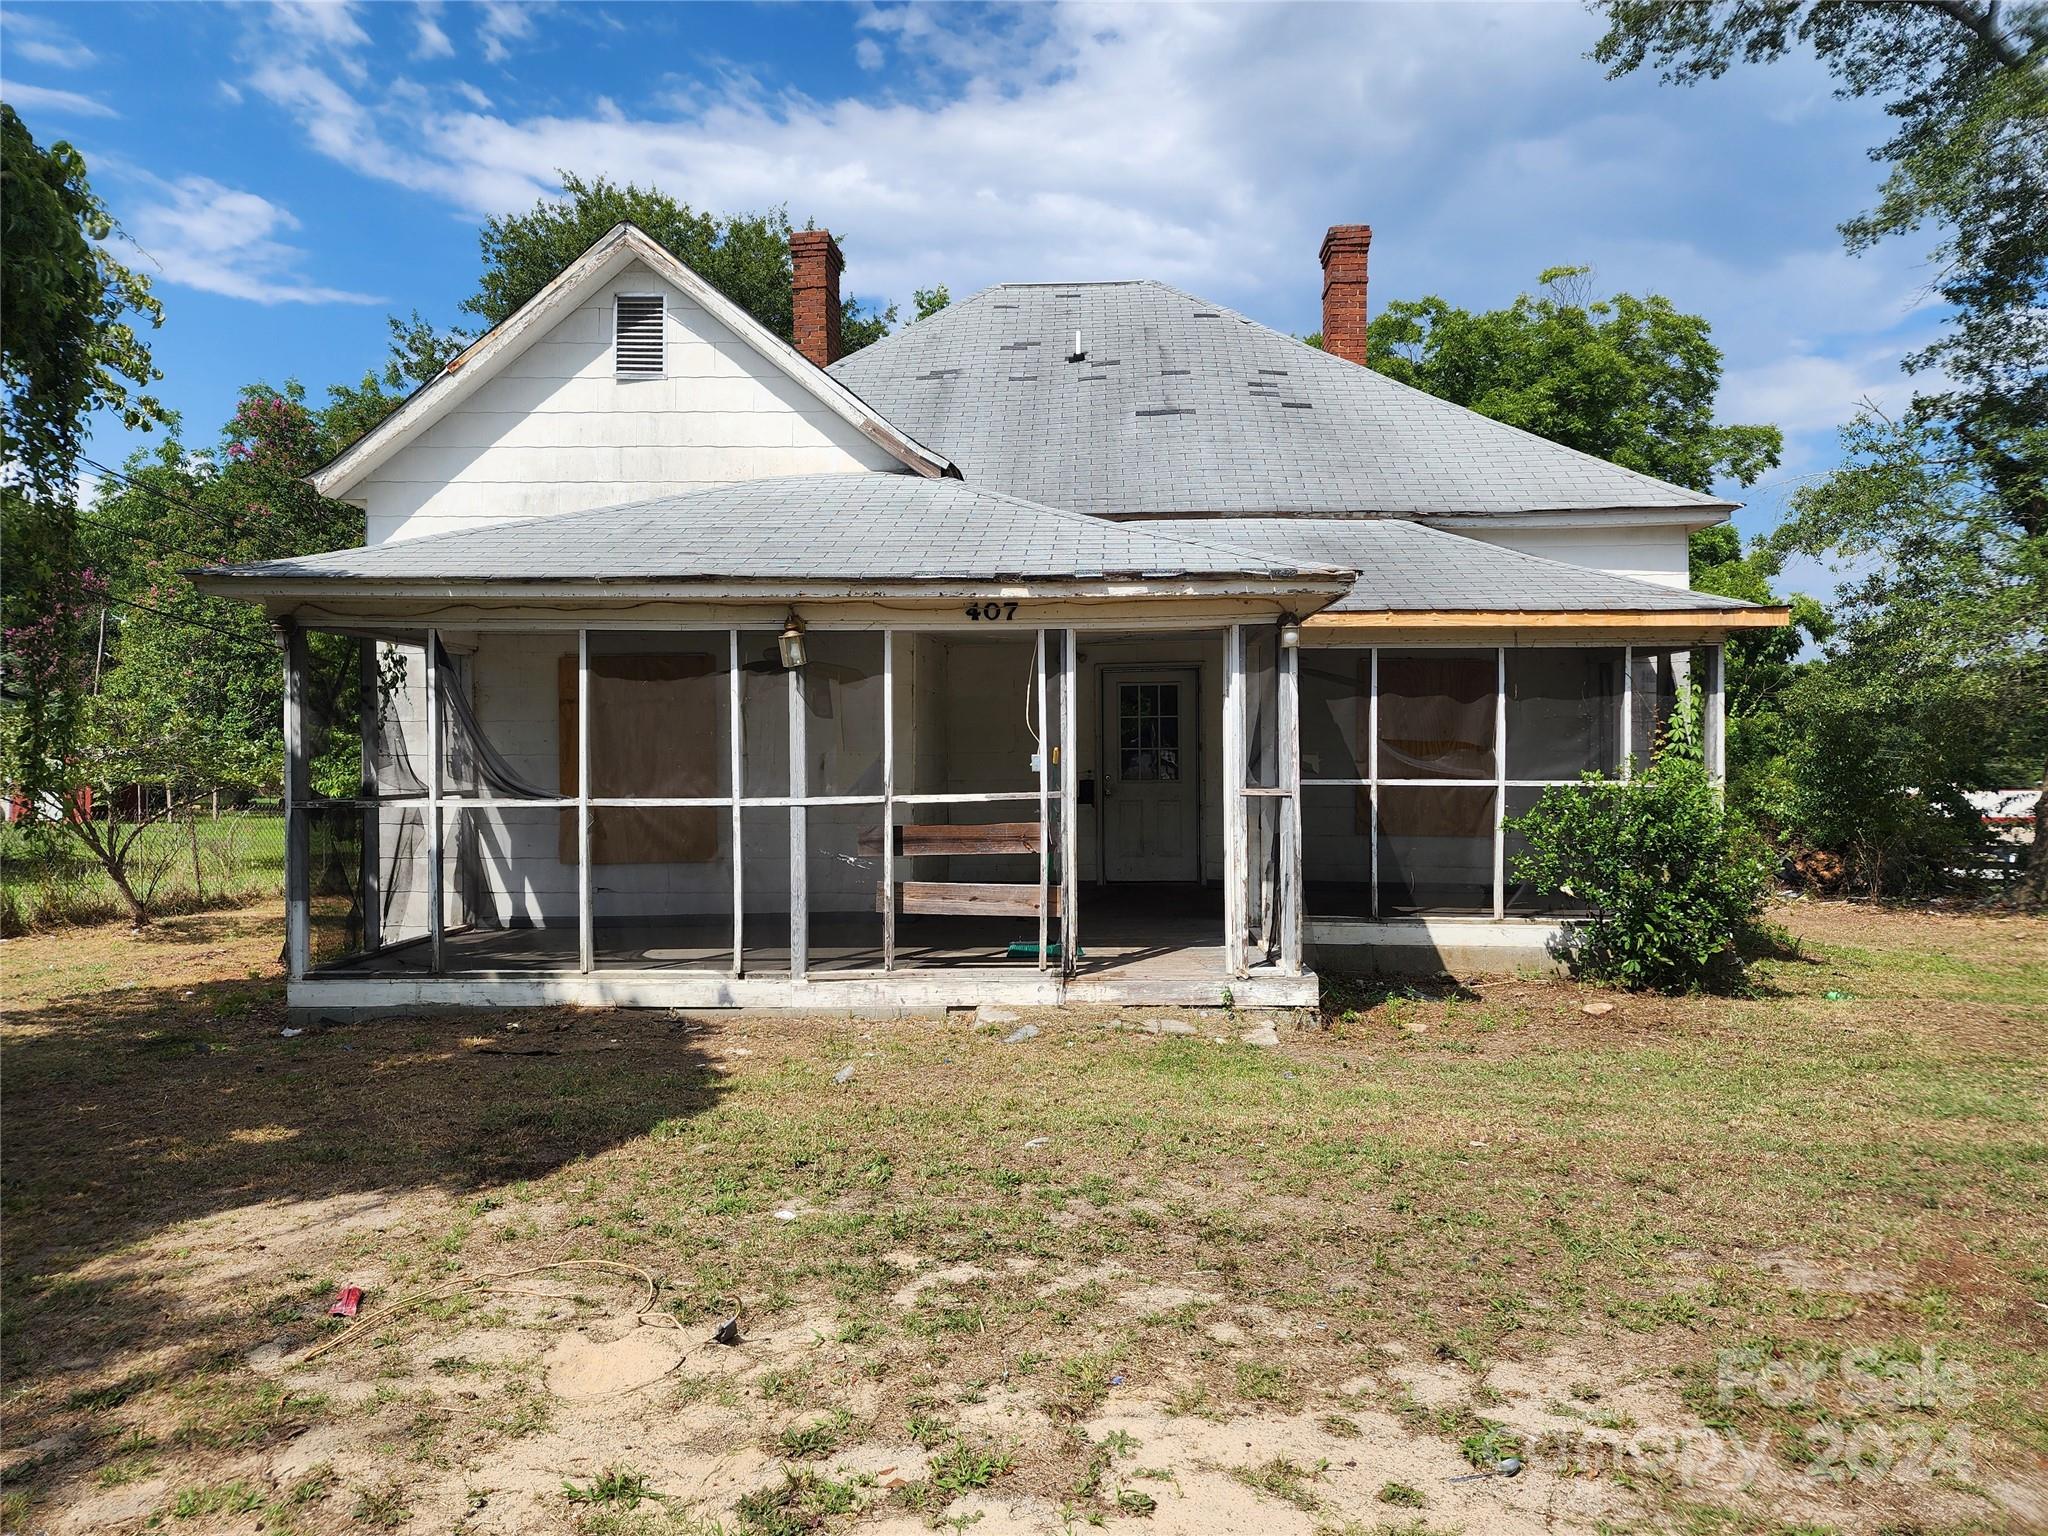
[1506,648,1623,780]
[1377,650,1496,780]
[1119,682,1182,782]
[1376,786,1496,914]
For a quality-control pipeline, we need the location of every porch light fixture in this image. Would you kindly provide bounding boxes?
[777,612,808,670]
[1279,622,1302,649]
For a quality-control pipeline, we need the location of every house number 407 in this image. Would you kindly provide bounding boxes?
[964,602,1020,621]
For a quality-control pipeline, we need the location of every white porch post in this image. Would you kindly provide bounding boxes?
[425,627,444,974]
[576,628,593,974]
[881,629,896,972]
[1493,646,1507,920]
[729,629,743,978]
[1223,624,1246,978]
[1036,628,1051,973]
[1278,630,1302,975]
[1620,644,1634,780]
[789,657,808,981]
[281,620,310,981]
[358,638,380,956]
[1060,628,1078,977]
[1368,647,1380,920]
[1706,643,1728,788]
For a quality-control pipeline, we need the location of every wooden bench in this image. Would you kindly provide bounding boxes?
[859,821,1048,918]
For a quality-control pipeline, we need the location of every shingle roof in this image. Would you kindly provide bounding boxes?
[198,475,1353,587]
[1144,519,1760,613]
[829,282,1735,520]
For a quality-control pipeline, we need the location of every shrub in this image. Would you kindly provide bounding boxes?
[1507,697,1769,993]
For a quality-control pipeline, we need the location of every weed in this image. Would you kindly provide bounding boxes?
[1231,1457,1325,1512]
[351,1478,412,1528]
[734,1467,859,1534]
[776,1410,854,1461]
[1377,1481,1426,1507]
[172,1481,262,1518]
[565,1464,655,1507]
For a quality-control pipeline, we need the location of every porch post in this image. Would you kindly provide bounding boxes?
[789,658,808,981]
[1278,629,1302,975]
[358,638,380,956]
[425,627,444,974]
[1620,644,1634,780]
[881,629,896,972]
[281,620,310,981]
[1493,646,1507,920]
[729,629,743,979]
[576,628,593,973]
[1035,628,1050,973]
[1060,628,1078,977]
[1223,624,1245,978]
[1368,647,1380,920]
[1706,643,1727,788]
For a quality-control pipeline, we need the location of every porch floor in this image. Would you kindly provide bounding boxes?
[317,886,1235,982]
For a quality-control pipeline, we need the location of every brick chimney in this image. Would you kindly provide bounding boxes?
[790,229,844,368]
[1319,224,1372,366]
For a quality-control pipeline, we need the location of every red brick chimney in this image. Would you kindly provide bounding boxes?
[790,229,844,368]
[1319,224,1372,366]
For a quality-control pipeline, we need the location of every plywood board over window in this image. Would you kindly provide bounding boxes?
[556,654,719,864]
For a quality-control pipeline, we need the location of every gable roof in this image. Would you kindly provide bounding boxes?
[1143,518,1768,615]
[309,224,954,501]
[828,281,1736,522]
[195,474,1354,594]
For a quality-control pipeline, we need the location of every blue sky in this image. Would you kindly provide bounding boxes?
[2,0,1945,561]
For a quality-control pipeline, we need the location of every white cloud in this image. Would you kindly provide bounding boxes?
[2,10,97,69]
[476,0,546,65]
[0,79,117,118]
[119,175,382,306]
[227,0,1932,469]
[412,0,454,61]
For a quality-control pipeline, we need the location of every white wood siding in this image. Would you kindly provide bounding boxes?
[1442,524,1692,589]
[360,261,905,545]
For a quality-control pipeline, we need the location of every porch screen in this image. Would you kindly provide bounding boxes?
[556,652,721,864]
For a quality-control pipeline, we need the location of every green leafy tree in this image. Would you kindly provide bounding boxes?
[1770,409,2047,897]
[913,284,952,320]
[465,172,896,351]
[1592,0,2048,543]
[59,386,368,922]
[1,105,170,800]
[1366,265,1783,493]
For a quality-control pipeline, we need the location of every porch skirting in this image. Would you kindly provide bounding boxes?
[1310,917,1565,976]
[284,966,1319,1018]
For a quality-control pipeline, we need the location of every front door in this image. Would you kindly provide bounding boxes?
[1101,668,1200,882]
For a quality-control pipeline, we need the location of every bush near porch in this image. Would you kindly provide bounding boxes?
[2,897,2043,1534]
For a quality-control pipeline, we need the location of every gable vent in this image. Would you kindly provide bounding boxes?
[614,294,665,377]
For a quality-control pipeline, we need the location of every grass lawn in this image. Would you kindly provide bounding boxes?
[0,900,2042,1535]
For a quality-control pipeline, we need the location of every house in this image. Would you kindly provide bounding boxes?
[198,222,1786,1013]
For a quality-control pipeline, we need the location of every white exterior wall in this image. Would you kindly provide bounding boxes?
[1437,522,1693,589]
[358,260,906,545]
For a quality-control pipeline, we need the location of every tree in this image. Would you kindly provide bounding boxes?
[465,172,897,352]
[1770,408,2048,898]
[1365,265,1782,493]
[913,284,952,320]
[1,106,170,802]
[1592,1,2048,537]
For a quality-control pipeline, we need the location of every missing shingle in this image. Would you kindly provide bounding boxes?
[916,368,963,380]
[1056,292,1082,299]
[1282,401,1314,409]
[993,303,1020,310]
[1160,368,1191,376]
[1079,373,1107,382]
[1257,367,1289,375]
[1135,407,1195,418]
[1008,374,1039,381]
[999,340,1041,351]
[1192,311,1220,318]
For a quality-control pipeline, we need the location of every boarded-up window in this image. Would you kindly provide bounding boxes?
[557,654,718,864]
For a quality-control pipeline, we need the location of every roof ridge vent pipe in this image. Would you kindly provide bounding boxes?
[1067,329,1086,363]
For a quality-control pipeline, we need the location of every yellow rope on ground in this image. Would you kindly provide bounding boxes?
[298,1258,703,1363]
